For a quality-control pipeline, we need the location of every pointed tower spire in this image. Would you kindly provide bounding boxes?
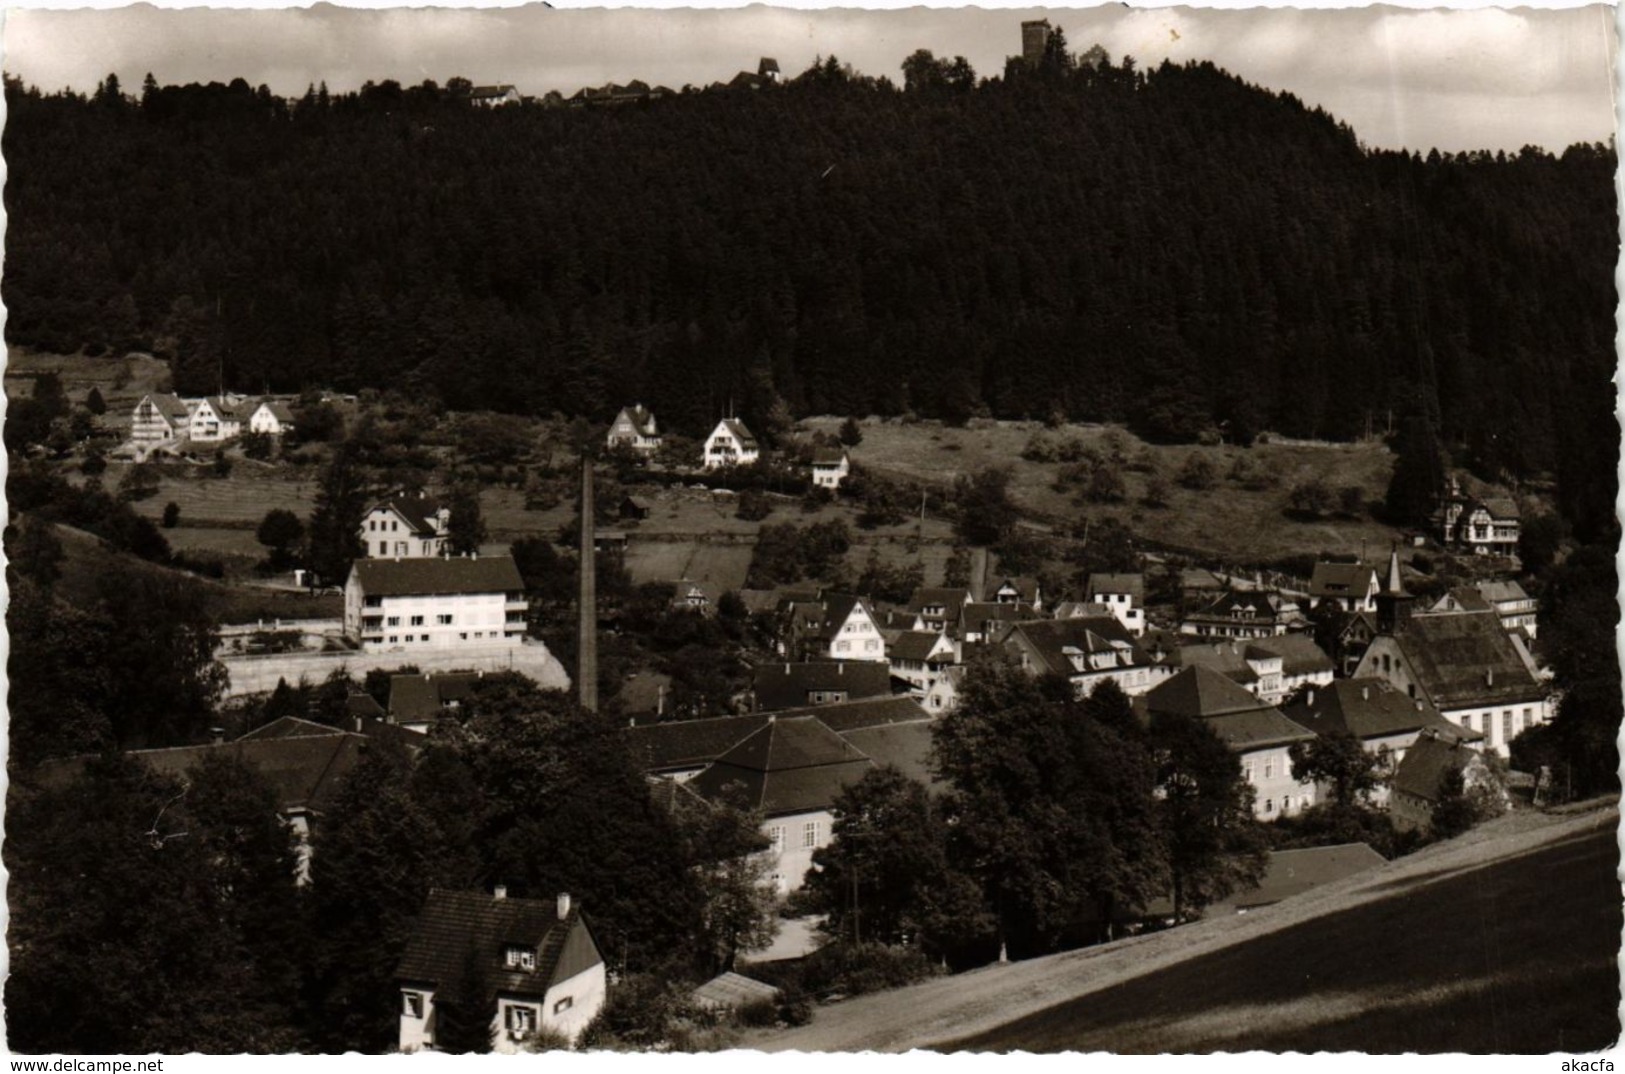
[1376,545,1413,636]
[578,454,598,713]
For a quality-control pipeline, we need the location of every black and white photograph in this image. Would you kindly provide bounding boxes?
[1,0,1620,1058]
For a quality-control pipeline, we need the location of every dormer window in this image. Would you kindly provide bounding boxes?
[504,945,536,971]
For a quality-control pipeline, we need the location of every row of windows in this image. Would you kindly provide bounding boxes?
[1459,708,1535,741]
[767,822,823,851]
[835,640,881,653]
[368,518,403,532]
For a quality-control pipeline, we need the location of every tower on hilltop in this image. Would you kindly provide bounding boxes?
[1021,19,1051,68]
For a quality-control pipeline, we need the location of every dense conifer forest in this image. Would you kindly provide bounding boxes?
[3,52,1617,535]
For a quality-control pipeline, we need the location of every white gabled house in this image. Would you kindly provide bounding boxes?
[702,419,760,470]
[811,448,850,490]
[607,405,662,454]
[130,393,193,443]
[1085,573,1146,636]
[397,889,606,1053]
[344,555,528,653]
[360,495,452,559]
[188,395,245,441]
[248,399,296,436]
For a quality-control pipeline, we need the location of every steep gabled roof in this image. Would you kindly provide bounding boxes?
[1052,600,1117,620]
[712,418,758,449]
[1432,587,1493,614]
[1202,708,1317,752]
[1309,561,1378,600]
[614,405,658,436]
[1086,573,1145,604]
[1188,589,1285,620]
[688,716,874,815]
[1391,731,1480,801]
[350,555,524,597]
[138,392,192,421]
[396,890,601,1003]
[1280,678,1473,743]
[1006,617,1146,676]
[1144,665,1270,719]
[1475,579,1530,605]
[1252,634,1336,677]
[369,494,446,537]
[752,661,893,711]
[812,447,848,466]
[389,673,480,723]
[1395,611,1546,707]
[955,601,1032,638]
[889,630,954,663]
[908,587,972,613]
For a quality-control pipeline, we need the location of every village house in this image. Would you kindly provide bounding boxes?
[952,601,1034,646]
[1307,560,1380,613]
[1085,573,1146,636]
[360,494,452,558]
[999,617,1166,698]
[1281,678,1481,805]
[1434,476,1521,556]
[130,392,193,443]
[750,660,895,711]
[670,578,720,615]
[906,586,973,634]
[1142,666,1319,820]
[247,398,296,436]
[606,405,661,455]
[1180,589,1300,640]
[619,494,653,521]
[887,630,958,702]
[397,889,605,1053]
[344,555,527,653]
[1388,730,1507,834]
[1476,580,1538,638]
[470,84,522,107]
[991,576,1043,612]
[702,418,760,469]
[811,447,850,491]
[387,672,480,732]
[780,593,887,662]
[187,395,245,441]
[1175,635,1335,705]
[685,711,936,894]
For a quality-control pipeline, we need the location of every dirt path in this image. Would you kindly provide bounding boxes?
[745,803,1617,1053]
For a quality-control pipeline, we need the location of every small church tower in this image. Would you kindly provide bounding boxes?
[1375,548,1414,636]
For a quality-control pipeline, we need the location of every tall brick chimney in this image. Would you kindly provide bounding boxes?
[579,455,598,713]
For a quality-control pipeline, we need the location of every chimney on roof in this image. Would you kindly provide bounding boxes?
[1307,688,1315,707]
[210,726,225,745]
[1415,699,1424,711]
[352,715,363,733]
[494,884,508,900]
[838,662,844,675]
[1486,668,1494,687]
[557,893,571,920]
[1361,685,1369,702]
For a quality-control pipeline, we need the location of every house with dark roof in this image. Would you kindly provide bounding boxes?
[1002,617,1166,698]
[1085,572,1146,636]
[1388,730,1507,833]
[187,395,245,441]
[1143,666,1318,820]
[1180,589,1300,640]
[691,971,779,1012]
[953,601,1033,646]
[619,494,653,521]
[607,405,661,454]
[388,672,481,731]
[689,716,874,893]
[470,84,522,107]
[702,418,760,469]
[1353,609,1551,758]
[991,576,1042,612]
[1434,476,1520,556]
[130,392,193,443]
[397,889,604,1052]
[906,586,973,633]
[888,630,958,701]
[751,660,895,712]
[811,447,850,491]
[1176,636,1334,704]
[1475,579,1538,638]
[360,493,452,559]
[344,555,527,653]
[781,593,887,663]
[248,398,296,436]
[1281,678,1480,805]
[1308,561,1380,613]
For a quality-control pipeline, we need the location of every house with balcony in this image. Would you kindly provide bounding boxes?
[702,419,760,470]
[187,395,245,441]
[1434,476,1520,556]
[345,555,527,653]
[397,889,605,1053]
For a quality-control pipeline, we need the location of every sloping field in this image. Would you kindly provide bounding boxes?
[808,417,1405,562]
[749,804,1620,1054]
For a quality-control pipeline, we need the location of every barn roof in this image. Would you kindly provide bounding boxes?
[1395,611,1546,708]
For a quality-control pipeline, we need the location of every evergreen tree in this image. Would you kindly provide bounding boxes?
[445,481,488,556]
[306,443,368,586]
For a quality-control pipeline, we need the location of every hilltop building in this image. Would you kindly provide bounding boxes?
[703,419,760,469]
[360,494,451,559]
[607,405,661,454]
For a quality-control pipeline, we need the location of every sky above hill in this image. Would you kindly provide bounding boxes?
[3,3,1617,153]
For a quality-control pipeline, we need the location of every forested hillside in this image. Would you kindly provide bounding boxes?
[3,55,1616,534]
